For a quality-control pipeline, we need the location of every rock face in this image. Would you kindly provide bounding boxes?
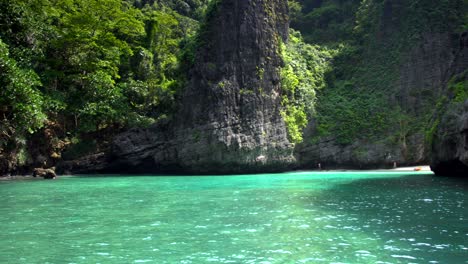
[57,1,466,176]
[296,134,404,170]
[431,100,468,176]
[171,0,294,173]
[297,32,467,170]
[430,32,468,176]
[33,167,56,179]
[58,0,294,174]
[296,33,457,169]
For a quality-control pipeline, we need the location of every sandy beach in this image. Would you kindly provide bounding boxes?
[388,165,432,172]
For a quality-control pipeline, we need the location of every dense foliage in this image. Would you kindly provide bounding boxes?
[1,0,466,172]
[289,0,360,44]
[288,0,467,147]
[0,0,210,170]
[280,29,335,143]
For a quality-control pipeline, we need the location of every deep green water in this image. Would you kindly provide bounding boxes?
[0,172,467,263]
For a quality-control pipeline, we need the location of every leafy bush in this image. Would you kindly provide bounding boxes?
[0,39,45,137]
[448,71,468,103]
[280,29,336,143]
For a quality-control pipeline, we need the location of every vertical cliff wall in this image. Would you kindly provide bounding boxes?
[171,0,294,172]
[430,32,468,176]
[57,0,467,175]
[295,0,467,170]
[58,0,294,174]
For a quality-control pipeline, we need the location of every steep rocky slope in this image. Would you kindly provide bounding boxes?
[297,32,468,170]
[295,0,467,171]
[57,0,467,176]
[58,0,295,174]
[430,32,468,176]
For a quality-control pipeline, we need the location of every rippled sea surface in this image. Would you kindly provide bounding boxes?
[0,172,467,263]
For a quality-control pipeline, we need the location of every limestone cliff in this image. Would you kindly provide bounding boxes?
[58,0,294,174]
[57,0,467,176]
[430,32,468,176]
[297,32,467,170]
[295,0,467,171]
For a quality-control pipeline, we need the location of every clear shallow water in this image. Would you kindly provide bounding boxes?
[0,172,467,263]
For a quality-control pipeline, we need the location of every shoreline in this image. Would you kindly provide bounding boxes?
[385,165,431,172]
[1,166,434,180]
[0,175,39,181]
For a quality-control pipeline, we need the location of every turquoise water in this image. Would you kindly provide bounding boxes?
[0,172,467,263]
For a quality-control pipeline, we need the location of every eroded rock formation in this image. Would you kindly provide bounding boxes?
[58,0,294,174]
[430,32,468,176]
[296,30,468,171]
[57,1,468,176]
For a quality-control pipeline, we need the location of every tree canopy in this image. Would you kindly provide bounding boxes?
[0,0,209,168]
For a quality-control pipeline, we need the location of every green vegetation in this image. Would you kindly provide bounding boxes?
[0,39,45,137]
[1,0,466,171]
[0,0,211,169]
[290,0,359,44]
[280,29,335,143]
[448,71,468,103]
[288,0,467,147]
[314,80,391,145]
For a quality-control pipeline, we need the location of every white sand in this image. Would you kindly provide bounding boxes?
[388,165,431,172]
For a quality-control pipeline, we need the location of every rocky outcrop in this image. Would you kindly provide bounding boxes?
[297,26,467,170]
[296,33,457,169]
[58,0,294,174]
[431,100,468,176]
[57,1,466,176]
[169,0,293,173]
[296,135,407,170]
[32,167,56,179]
[430,32,468,176]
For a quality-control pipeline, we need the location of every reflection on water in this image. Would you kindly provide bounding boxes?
[0,172,467,263]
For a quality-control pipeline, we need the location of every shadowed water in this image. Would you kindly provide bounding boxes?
[0,172,466,263]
